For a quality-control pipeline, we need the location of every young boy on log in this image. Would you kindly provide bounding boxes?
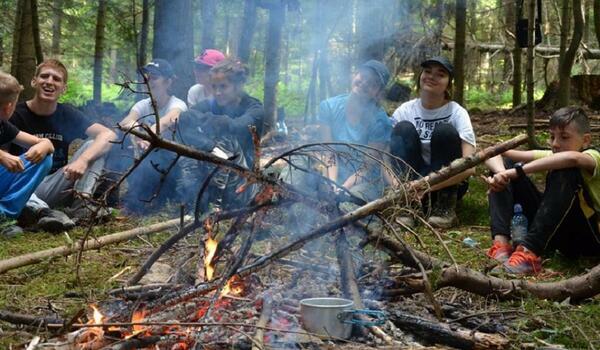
[9,59,116,229]
[317,60,392,202]
[485,106,600,275]
[0,71,54,237]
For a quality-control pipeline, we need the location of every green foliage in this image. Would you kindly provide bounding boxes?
[464,87,546,110]
[246,76,308,118]
[59,69,131,110]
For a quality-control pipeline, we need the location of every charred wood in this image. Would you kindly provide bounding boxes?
[389,310,509,350]
[0,310,63,329]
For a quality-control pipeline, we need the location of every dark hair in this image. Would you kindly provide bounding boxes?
[210,58,248,85]
[549,106,590,134]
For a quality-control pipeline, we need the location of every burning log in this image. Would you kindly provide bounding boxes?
[0,217,191,274]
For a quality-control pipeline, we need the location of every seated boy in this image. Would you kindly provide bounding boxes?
[485,106,600,275]
[0,71,54,237]
[10,59,116,228]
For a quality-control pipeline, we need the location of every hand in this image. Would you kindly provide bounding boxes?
[63,158,89,181]
[24,139,52,164]
[0,152,24,172]
[208,115,232,133]
[135,138,150,151]
[484,171,511,192]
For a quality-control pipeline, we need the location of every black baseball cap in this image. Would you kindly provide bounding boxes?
[359,60,390,88]
[142,58,174,78]
[421,56,454,77]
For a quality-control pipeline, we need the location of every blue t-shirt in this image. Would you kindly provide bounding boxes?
[317,94,391,182]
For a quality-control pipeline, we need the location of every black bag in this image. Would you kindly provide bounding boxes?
[516,0,543,48]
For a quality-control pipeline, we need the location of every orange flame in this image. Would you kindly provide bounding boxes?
[204,237,218,281]
[90,305,103,325]
[220,276,243,297]
[132,309,147,332]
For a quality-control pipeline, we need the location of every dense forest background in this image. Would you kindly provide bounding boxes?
[2,0,600,126]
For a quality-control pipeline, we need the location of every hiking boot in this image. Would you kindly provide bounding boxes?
[427,188,458,229]
[487,240,514,263]
[0,215,24,238]
[65,201,112,224]
[37,208,75,233]
[502,245,542,275]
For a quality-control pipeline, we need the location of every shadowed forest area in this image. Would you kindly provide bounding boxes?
[1,0,600,349]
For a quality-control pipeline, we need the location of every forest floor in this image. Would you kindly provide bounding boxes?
[1,108,600,349]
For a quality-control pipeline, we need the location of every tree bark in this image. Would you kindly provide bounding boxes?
[152,0,195,101]
[51,0,63,56]
[93,0,108,104]
[237,0,257,63]
[526,0,538,148]
[595,0,600,47]
[30,0,43,64]
[558,0,584,107]
[453,0,467,106]
[356,0,385,63]
[11,0,37,101]
[263,1,285,134]
[200,0,216,50]
[513,0,523,107]
[138,0,150,68]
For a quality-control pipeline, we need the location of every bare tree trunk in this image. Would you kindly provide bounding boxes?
[237,0,257,63]
[200,0,216,50]
[526,0,539,148]
[51,0,63,56]
[93,0,107,104]
[595,0,600,46]
[558,0,583,107]
[453,0,467,106]
[30,0,43,64]
[356,0,385,63]
[263,1,285,134]
[11,0,37,101]
[138,0,150,68]
[153,0,195,101]
[513,0,523,107]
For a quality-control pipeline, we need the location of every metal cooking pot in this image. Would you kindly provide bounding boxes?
[299,297,385,339]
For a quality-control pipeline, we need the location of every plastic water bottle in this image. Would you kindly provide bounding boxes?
[510,204,528,242]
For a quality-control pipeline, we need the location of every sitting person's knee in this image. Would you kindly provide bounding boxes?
[431,123,459,140]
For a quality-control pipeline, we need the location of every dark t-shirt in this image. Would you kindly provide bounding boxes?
[10,102,92,173]
[181,94,264,165]
[0,119,19,145]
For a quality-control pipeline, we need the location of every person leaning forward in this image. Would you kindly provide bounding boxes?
[9,59,116,231]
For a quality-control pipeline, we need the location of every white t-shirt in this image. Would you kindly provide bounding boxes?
[391,98,475,164]
[187,84,209,107]
[131,95,188,120]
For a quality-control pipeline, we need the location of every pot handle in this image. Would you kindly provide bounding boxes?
[337,309,386,326]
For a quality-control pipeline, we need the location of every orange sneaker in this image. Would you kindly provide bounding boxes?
[503,245,542,275]
[486,240,514,263]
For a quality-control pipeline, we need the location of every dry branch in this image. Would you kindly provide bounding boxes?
[252,296,273,350]
[236,135,528,277]
[0,218,190,274]
[389,310,509,350]
[368,229,600,302]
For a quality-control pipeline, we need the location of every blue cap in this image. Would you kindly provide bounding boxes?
[142,58,174,78]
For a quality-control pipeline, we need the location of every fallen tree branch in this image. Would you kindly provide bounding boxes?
[389,310,509,350]
[252,296,272,350]
[0,310,63,328]
[0,218,191,274]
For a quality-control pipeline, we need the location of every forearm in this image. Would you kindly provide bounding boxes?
[485,155,506,174]
[77,132,115,164]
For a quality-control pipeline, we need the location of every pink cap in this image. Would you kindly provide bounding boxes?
[194,49,226,67]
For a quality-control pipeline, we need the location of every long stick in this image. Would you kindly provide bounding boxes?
[0,218,189,274]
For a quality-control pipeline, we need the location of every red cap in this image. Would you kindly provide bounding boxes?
[194,49,225,67]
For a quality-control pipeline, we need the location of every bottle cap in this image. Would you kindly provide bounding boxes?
[514,204,523,213]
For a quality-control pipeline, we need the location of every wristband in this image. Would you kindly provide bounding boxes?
[514,162,526,178]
